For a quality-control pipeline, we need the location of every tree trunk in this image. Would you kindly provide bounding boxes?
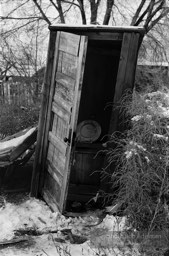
[103,0,114,25]
[57,0,65,23]
[79,0,87,24]
[89,0,101,24]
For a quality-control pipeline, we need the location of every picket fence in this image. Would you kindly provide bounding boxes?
[0,80,37,106]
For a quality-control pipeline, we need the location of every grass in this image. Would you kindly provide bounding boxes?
[101,87,169,253]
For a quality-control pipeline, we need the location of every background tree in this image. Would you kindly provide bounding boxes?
[0,0,169,86]
[0,1,169,65]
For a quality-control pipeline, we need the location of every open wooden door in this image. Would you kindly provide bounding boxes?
[41,31,88,212]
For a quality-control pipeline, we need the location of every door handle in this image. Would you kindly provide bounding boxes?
[64,137,70,143]
[64,128,72,144]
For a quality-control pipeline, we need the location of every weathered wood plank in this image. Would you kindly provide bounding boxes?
[43,171,61,205]
[51,115,57,135]
[58,52,77,79]
[33,32,61,196]
[53,151,65,173]
[108,33,132,133]
[55,81,74,104]
[47,159,64,177]
[43,190,59,212]
[31,31,57,197]
[49,25,145,34]
[123,33,140,91]
[55,72,75,90]
[47,142,55,162]
[51,114,67,140]
[36,32,88,213]
[87,32,123,41]
[54,94,72,113]
[47,152,65,174]
[52,101,70,123]
[47,161,63,187]
[113,33,132,103]
[55,117,67,140]
[60,35,88,212]
[59,32,81,56]
[48,131,66,155]
[57,51,63,73]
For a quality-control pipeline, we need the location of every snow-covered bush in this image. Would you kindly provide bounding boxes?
[106,88,169,233]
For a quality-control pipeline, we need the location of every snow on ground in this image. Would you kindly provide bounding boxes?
[0,127,36,154]
[0,196,140,256]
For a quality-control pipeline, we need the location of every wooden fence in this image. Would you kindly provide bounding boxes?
[0,80,38,106]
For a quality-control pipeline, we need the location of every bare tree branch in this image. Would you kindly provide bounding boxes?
[77,0,87,24]
[89,0,102,24]
[1,19,41,37]
[56,0,65,23]
[5,0,30,18]
[146,0,156,22]
[103,0,115,25]
[0,16,43,20]
[131,0,146,25]
[61,0,87,24]
[61,0,81,9]
[144,0,165,30]
[133,2,154,26]
[49,0,59,11]
[146,7,169,32]
[32,0,51,25]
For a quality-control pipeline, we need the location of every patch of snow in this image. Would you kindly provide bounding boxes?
[146,114,152,120]
[98,215,126,232]
[131,114,153,122]
[0,197,141,256]
[124,141,146,159]
[125,149,137,159]
[153,134,168,141]
[131,115,142,122]
[129,141,146,151]
[0,197,59,241]
[145,156,150,163]
[0,127,36,152]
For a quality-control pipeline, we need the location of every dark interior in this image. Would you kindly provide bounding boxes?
[68,39,122,205]
[77,39,121,140]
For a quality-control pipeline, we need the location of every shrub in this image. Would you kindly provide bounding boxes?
[105,88,169,233]
[0,99,40,139]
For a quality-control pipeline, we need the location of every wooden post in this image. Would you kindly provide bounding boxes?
[31,31,57,197]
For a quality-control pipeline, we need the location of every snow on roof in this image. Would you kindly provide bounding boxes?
[49,24,145,33]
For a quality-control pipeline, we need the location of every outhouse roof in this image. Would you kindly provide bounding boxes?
[49,24,145,35]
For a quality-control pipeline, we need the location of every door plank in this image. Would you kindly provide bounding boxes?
[60,35,88,211]
[54,94,72,113]
[38,31,88,213]
[59,32,81,56]
[43,172,61,206]
[47,159,64,177]
[58,52,77,79]
[123,33,140,91]
[52,102,70,122]
[43,190,59,212]
[31,31,57,196]
[48,131,67,155]
[108,33,132,133]
[47,162,63,187]
[56,72,75,90]
[55,81,74,104]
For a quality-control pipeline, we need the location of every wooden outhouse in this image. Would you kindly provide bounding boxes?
[31,25,145,212]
